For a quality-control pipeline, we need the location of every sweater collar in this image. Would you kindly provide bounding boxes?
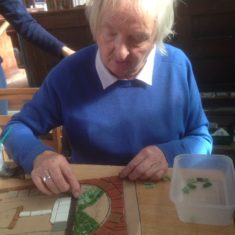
[95,46,156,89]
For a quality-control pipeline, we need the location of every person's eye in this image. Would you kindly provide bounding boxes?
[130,33,150,45]
[103,27,117,37]
[107,32,117,38]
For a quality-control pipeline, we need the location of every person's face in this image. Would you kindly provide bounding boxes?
[96,7,156,79]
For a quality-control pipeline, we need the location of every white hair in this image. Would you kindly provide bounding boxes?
[85,0,178,54]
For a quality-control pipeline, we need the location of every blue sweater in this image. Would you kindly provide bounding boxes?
[3,44,212,173]
[0,0,64,57]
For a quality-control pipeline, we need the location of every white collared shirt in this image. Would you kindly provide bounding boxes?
[95,46,156,89]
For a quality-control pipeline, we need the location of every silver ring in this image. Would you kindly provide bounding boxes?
[41,175,51,183]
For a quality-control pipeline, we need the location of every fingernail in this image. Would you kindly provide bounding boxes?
[73,190,80,198]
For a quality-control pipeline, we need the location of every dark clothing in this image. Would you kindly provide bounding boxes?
[0,0,64,56]
[0,0,64,57]
[0,0,65,114]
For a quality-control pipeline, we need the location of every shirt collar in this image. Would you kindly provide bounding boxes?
[95,46,156,89]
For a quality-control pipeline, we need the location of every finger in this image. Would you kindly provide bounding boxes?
[149,169,165,181]
[43,174,61,194]
[61,166,80,198]
[149,158,168,181]
[139,162,161,181]
[128,150,168,181]
[31,173,52,195]
[119,153,146,179]
[127,160,148,181]
[127,156,160,181]
[48,166,70,194]
[140,164,167,181]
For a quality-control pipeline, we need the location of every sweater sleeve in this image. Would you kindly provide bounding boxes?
[0,0,64,57]
[157,54,212,167]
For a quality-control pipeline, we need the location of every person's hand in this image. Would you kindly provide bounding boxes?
[31,150,80,198]
[119,145,168,181]
[61,46,75,57]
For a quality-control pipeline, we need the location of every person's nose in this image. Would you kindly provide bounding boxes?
[114,38,129,61]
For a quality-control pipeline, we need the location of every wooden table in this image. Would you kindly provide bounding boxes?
[0,164,234,235]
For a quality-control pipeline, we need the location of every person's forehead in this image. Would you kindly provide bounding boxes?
[100,6,155,29]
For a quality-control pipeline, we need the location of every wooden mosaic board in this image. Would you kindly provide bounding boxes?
[0,176,141,235]
[1,164,233,235]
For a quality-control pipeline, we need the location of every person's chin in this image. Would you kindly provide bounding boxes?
[111,65,129,75]
[110,69,127,78]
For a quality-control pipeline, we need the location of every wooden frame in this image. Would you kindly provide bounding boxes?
[0,88,62,156]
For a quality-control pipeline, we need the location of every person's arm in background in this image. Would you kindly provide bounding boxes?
[0,0,75,58]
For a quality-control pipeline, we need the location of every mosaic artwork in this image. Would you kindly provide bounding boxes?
[66,176,127,235]
[0,176,136,235]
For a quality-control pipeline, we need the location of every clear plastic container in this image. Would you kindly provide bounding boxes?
[170,154,235,225]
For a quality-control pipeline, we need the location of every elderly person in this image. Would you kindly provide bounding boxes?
[2,0,212,198]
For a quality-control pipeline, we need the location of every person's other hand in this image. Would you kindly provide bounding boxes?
[61,46,75,57]
[31,150,80,198]
[119,145,168,181]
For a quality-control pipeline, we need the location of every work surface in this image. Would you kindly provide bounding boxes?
[0,164,234,235]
